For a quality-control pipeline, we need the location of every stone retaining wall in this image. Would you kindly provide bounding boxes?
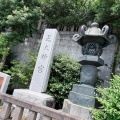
[11,29,116,87]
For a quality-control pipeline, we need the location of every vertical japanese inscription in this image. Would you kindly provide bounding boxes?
[40,54,48,62]
[44,45,49,51]
[30,29,59,93]
[38,65,44,73]
[46,35,51,42]
[37,34,51,74]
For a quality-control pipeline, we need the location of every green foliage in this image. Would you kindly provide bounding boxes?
[0,0,42,41]
[4,52,37,93]
[4,53,81,109]
[40,0,120,31]
[0,0,42,70]
[92,75,120,120]
[41,0,94,26]
[0,33,11,70]
[92,0,120,32]
[47,54,81,109]
[92,0,114,23]
[0,34,10,56]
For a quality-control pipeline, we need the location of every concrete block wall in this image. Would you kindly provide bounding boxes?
[11,33,41,61]
[54,32,82,59]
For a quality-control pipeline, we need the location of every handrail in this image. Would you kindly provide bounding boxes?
[0,93,83,120]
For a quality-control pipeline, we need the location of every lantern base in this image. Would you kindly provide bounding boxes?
[62,99,93,120]
[68,84,95,108]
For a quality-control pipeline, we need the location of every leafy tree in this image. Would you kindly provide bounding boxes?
[92,75,120,120]
[91,0,120,74]
[92,0,120,31]
[41,0,94,26]
[0,0,42,70]
[92,0,115,23]
[39,0,120,31]
[0,34,10,70]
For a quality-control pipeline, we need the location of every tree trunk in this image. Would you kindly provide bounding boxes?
[0,55,7,71]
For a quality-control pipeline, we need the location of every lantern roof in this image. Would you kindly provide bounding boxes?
[77,22,110,47]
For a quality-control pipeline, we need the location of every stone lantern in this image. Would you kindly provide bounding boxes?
[62,22,116,120]
[68,22,111,108]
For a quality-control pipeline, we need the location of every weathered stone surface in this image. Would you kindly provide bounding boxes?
[0,102,12,119]
[98,44,115,84]
[78,55,104,67]
[72,84,95,96]
[29,29,60,93]
[68,91,95,108]
[27,110,37,120]
[80,65,97,86]
[13,89,55,106]
[62,99,93,120]
[42,115,52,120]
[12,106,24,120]
[13,89,55,120]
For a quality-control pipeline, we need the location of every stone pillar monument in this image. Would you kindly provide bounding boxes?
[13,29,60,120]
[62,22,113,119]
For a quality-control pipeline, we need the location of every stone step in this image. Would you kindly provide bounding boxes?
[72,84,95,96]
[68,91,95,108]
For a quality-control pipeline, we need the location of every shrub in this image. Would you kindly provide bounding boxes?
[92,75,120,120]
[4,52,37,94]
[47,54,81,109]
[5,53,81,109]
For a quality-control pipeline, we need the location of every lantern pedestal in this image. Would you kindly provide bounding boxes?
[68,84,95,107]
[62,99,92,120]
[62,22,112,119]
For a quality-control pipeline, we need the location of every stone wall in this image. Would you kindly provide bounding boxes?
[11,30,116,87]
[11,32,42,61]
[11,31,81,61]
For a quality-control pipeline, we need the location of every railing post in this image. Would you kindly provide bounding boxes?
[0,93,81,120]
[43,115,52,120]
[57,26,60,31]
[27,110,37,120]
[12,106,24,120]
[78,26,81,32]
[71,26,74,32]
[63,26,67,31]
[0,102,12,119]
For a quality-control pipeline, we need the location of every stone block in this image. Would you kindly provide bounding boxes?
[68,91,95,108]
[13,89,55,106]
[62,99,93,120]
[72,84,95,96]
[78,55,104,67]
[13,89,55,120]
